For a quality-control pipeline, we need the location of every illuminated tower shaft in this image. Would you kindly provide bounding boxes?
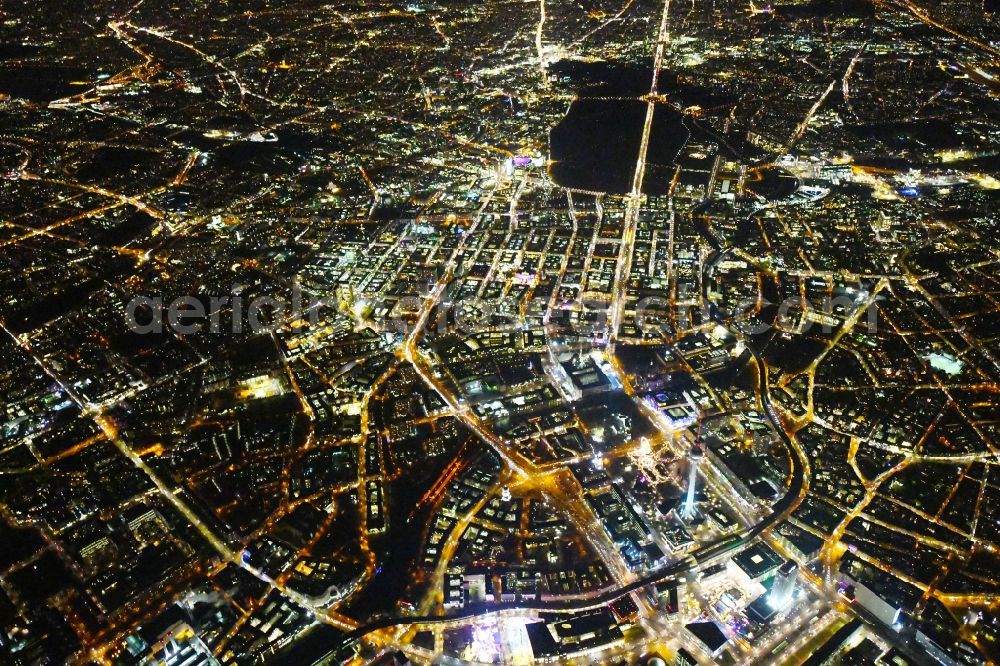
[681,444,703,520]
[769,560,799,610]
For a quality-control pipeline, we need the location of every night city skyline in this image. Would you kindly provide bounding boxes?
[1,1,1000,665]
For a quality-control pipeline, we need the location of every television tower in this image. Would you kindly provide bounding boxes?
[769,560,799,610]
[681,441,704,521]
